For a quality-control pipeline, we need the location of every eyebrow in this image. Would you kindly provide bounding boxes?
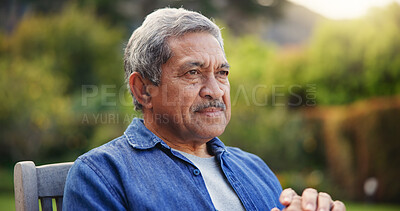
[185,62,203,69]
[220,63,230,70]
[179,61,230,72]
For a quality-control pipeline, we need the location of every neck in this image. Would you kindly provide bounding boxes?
[163,138,213,158]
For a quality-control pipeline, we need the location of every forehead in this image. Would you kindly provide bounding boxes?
[167,32,225,61]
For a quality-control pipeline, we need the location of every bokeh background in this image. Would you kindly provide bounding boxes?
[1,0,400,210]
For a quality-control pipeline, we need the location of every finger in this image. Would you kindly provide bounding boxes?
[317,192,333,211]
[280,188,297,206]
[271,208,280,211]
[331,200,346,211]
[285,195,302,211]
[301,188,318,211]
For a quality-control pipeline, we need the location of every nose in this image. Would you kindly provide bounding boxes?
[199,76,224,100]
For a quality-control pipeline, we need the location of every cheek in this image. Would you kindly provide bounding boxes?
[165,85,179,100]
[162,84,188,104]
[223,85,231,100]
[181,85,201,103]
[223,86,231,115]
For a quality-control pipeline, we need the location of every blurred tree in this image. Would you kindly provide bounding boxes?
[299,3,400,105]
[0,4,125,166]
[1,0,287,35]
[273,3,400,201]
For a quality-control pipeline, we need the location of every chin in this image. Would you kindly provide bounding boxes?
[188,115,230,138]
[195,126,226,139]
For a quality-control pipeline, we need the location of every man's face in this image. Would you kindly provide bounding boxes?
[148,32,231,141]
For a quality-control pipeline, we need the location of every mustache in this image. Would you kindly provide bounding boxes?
[191,100,226,112]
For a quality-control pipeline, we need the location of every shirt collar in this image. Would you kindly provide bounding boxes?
[124,118,227,153]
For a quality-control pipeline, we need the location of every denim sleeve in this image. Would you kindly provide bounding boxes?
[63,158,126,211]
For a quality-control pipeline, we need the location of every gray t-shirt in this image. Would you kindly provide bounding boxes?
[173,149,245,211]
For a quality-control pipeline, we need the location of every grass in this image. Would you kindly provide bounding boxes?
[345,202,400,211]
[0,191,399,211]
[0,193,14,211]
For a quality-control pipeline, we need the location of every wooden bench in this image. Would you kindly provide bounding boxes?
[14,161,74,211]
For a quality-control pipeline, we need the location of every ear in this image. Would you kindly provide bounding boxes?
[129,72,153,109]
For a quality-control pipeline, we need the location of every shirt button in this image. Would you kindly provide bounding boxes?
[193,169,200,176]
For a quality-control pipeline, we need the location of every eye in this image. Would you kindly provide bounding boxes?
[218,70,229,76]
[187,70,199,75]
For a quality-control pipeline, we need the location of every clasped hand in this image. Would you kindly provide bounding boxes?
[271,188,346,211]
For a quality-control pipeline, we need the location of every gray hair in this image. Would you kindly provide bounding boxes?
[124,7,224,111]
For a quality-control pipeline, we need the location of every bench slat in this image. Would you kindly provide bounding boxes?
[36,162,74,197]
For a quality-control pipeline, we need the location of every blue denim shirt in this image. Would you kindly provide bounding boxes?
[63,118,284,210]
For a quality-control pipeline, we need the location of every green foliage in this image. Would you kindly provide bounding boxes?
[297,3,400,105]
[0,4,125,165]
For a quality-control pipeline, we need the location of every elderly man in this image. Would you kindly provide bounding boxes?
[63,8,345,211]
